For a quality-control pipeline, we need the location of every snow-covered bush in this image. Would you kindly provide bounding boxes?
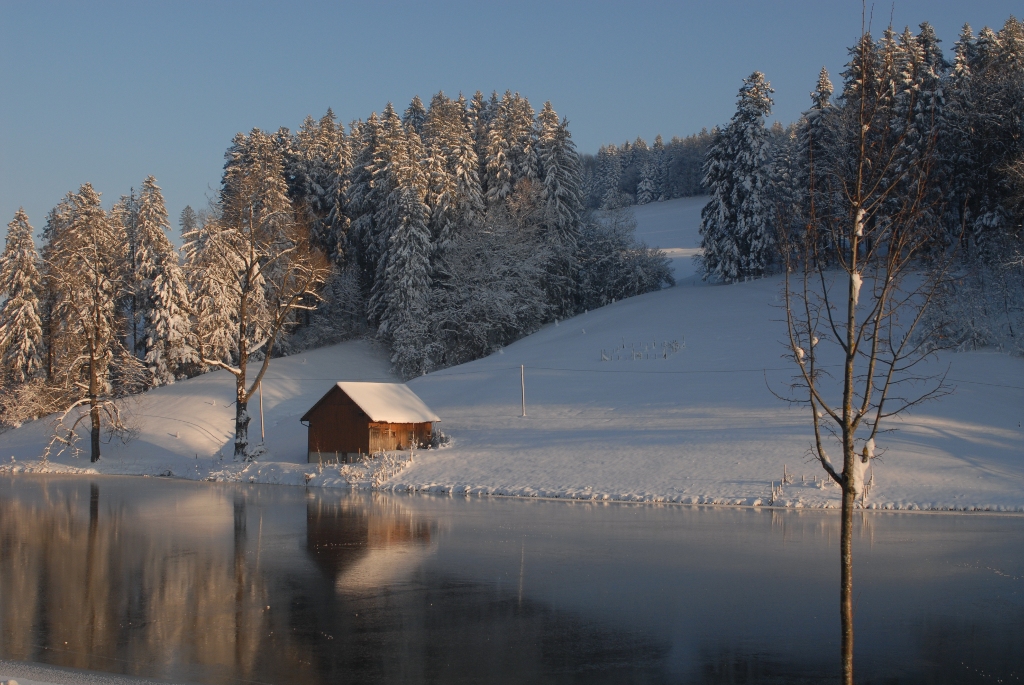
[281,264,366,354]
[925,257,1024,355]
[578,208,674,310]
[405,206,550,377]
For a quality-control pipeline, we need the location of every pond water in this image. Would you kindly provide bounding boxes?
[0,475,1022,685]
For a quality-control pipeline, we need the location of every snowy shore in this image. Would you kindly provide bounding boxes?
[2,198,1022,512]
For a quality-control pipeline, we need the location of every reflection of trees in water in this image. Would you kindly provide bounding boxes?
[11,481,957,684]
[0,479,320,684]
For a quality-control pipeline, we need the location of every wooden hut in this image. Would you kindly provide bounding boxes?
[300,382,440,463]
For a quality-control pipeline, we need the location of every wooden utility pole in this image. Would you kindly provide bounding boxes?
[521,365,526,417]
[259,382,265,442]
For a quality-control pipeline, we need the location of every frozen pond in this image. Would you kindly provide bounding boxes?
[1,475,1022,684]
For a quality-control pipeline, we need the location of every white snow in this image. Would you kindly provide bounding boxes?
[331,382,440,423]
[851,270,862,307]
[1,196,1022,512]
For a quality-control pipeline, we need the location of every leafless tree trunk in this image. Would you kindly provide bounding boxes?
[193,130,329,460]
[777,29,956,685]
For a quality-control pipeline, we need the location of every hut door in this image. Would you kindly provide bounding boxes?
[369,425,382,454]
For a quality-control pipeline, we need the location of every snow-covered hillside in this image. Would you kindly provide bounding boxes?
[2,197,1022,511]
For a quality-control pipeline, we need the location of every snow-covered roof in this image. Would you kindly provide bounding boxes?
[315,382,440,423]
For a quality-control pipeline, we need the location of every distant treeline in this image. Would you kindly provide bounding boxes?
[581,129,715,209]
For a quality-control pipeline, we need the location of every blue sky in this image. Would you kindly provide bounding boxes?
[1,1,1019,237]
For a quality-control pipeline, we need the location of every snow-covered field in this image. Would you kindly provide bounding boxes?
[2,197,1022,511]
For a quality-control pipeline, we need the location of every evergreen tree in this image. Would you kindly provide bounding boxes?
[484,91,538,204]
[376,121,433,354]
[109,190,139,358]
[366,104,413,325]
[422,92,484,254]
[134,176,191,386]
[46,184,127,461]
[291,110,351,262]
[536,101,585,315]
[39,193,74,384]
[598,144,624,209]
[346,112,388,293]
[652,134,667,200]
[182,207,237,367]
[403,95,428,135]
[636,160,657,205]
[699,72,776,282]
[468,91,493,193]
[945,18,1024,255]
[0,210,44,384]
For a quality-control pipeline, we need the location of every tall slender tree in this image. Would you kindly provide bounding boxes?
[0,210,44,385]
[698,72,776,282]
[780,29,953,684]
[536,101,584,316]
[134,176,191,385]
[196,130,329,459]
[45,184,128,462]
[402,95,428,135]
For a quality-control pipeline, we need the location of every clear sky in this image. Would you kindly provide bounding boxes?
[1,0,1019,238]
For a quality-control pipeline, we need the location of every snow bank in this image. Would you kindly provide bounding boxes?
[2,197,1022,512]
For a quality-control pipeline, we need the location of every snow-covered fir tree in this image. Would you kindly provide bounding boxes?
[45,184,131,461]
[597,144,624,209]
[652,134,667,201]
[0,210,44,385]
[536,101,584,316]
[636,160,657,205]
[699,71,776,282]
[366,104,414,325]
[181,206,237,367]
[468,91,494,192]
[788,67,835,259]
[944,18,1024,256]
[133,176,191,386]
[421,92,484,256]
[381,181,433,375]
[403,95,428,135]
[375,118,434,375]
[346,111,390,294]
[290,110,351,262]
[484,92,538,204]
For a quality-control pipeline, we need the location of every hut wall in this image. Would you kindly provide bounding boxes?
[368,422,432,453]
[307,389,370,462]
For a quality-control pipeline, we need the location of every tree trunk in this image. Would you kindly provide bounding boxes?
[90,396,101,462]
[234,399,249,460]
[840,482,855,685]
[89,343,101,462]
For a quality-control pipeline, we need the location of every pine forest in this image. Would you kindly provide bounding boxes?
[0,90,673,445]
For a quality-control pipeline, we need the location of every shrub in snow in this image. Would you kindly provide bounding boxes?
[578,209,674,310]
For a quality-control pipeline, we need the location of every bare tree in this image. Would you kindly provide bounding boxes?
[193,130,329,460]
[777,28,955,685]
